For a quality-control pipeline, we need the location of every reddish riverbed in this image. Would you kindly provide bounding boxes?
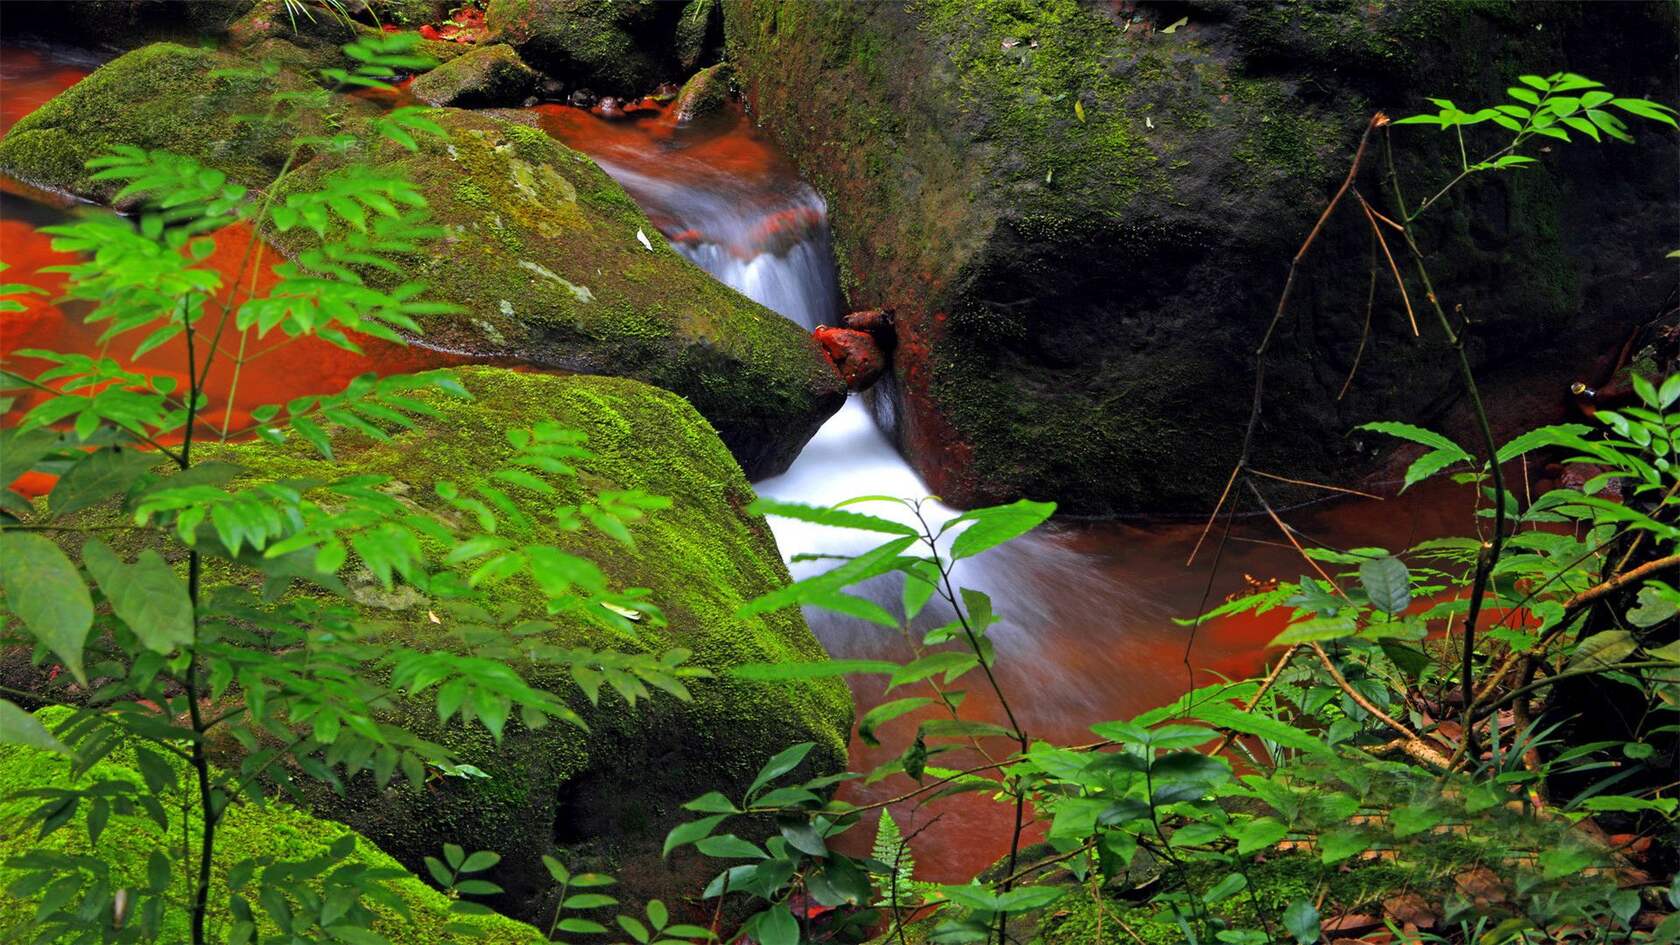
[0,44,1470,882]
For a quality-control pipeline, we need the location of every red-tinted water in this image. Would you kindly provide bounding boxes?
[0,46,463,497]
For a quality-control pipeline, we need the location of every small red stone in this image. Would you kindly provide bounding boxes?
[813,326,886,391]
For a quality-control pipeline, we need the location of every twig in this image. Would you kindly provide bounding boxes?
[1309,643,1451,768]
[1338,234,1380,401]
[1248,468,1383,500]
[1187,112,1386,566]
[1354,188,1418,336]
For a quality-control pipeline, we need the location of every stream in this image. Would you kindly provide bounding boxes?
[0,43,1469,880]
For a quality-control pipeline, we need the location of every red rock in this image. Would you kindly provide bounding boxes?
[842,307,895,347]
[813,326,885,391]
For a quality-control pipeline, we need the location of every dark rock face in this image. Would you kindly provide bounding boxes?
[726,0,1680,514]
[814,326,887,390]
[0,0,255,49]
[484,0,719,97]
[409,42,540,106]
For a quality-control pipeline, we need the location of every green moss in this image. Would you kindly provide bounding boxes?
[0,42,348,202]
[410,43,538,107]
[277,108,844,477]
[674,62,735,123]
[0,707,546,944]
[485,0,664,96]
[195,367,852,921]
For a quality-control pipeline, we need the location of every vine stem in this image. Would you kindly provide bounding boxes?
[1380,128,1509,760]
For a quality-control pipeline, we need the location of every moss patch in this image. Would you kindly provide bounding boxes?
[410,43,539,107]
[0,707,546,944]
[0,42,349,202]
[192,367,852,922]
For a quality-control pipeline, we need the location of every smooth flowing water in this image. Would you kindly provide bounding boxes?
[0,48,1464,878]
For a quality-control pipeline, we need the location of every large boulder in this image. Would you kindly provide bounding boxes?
[278,108,844,477]
[0,708,548,944]
[196,367,853,922]
[0,42,348,202]
[725,0,1680,514]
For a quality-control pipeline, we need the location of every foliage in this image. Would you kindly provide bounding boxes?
[650,68,1680,945]
[3,36,1677,945]
[0,32,704,945]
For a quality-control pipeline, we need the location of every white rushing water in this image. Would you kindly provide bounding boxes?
[581,139,1167,721]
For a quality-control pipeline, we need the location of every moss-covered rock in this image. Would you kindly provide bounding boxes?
[485,0,669,96]
[0,708,547,944]
[726,0,1680,514]
[279,108,844,477]
[673,61,733,125]
[410,42,540,106]
[190,367,852,922]
[0,42,352,202]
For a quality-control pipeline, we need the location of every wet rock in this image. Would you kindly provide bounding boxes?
[727,0,1680,514]
[216,367,852,925]
[651,81,682,103]
[409,42,539,107]
[0,42,356,203]
[673,61,732,125]
[592,95,625,118]
[539,76,565,99]
[814,326,887,391]
[274,109,845,476]
[843,307,896,348]
[485,0,666,97]
[674,0,723,71]
[567,86,599,108]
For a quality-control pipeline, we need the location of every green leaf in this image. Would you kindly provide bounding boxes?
[1203,872,1246,905]
[1317,828,1368,864]
[695,834,767,859]
[1268,616,1357,647]
[731,659,899,681]
[1282,898,1321,944]
[1357,422,1473,465]
[1191,701,1332,756]
[1358,556,1410,614]
[1568,630,1637,670]
[858,697,931,747]
[747,498,919,535]
[1390,803,1442,838]
[0,699,68,754]
[1236,817,1288,855]
[82,539,193,654]
[0,532,93,683]
[748,742,814,797]
[947,499,1056,561]
[1399,447,1465,490]
[49,447,160,517]
[756,904,798,945]
[662,815,727,857]
[1610,97,1679,127]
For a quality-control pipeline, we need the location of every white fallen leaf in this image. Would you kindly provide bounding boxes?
[1162,15,1188,33]
[1146,115,1154,130]
[636,228,654,252]
[427,610,441,624]
[602,601,643,621]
